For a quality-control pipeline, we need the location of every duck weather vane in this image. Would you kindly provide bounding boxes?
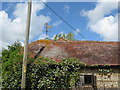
[44,23,52,39]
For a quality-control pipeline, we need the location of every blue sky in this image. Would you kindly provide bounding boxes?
[36,2,98,41]
[39,2,98,40]
[0,1,119,49]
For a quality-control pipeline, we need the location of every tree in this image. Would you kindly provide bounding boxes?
[54,35,58,41]
[62,34,66,39]
[54,32,75,41]
[1,41,23,89]
[66,32,75,41]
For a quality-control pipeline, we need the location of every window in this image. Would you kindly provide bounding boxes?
[84,75,92,85]
[77,75,96,87]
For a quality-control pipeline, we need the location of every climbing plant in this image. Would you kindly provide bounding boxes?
[27,57,85,89]
[1,41,85,89]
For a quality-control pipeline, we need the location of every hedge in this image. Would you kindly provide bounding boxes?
[1,41,85,89]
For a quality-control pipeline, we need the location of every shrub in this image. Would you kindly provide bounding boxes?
[1,41,85,89]
[1,41,23,89]
[27,57,84,89]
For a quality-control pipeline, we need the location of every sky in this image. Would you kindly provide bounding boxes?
[0,0,119,51]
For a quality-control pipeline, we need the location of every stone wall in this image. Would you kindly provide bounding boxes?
[95,73,120,88]
[79,67,120,89]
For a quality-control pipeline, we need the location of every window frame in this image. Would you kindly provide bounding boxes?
[77,74,96,87]
[84,75,93,85]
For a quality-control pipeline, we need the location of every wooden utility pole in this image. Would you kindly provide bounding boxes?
[21,0,32,89]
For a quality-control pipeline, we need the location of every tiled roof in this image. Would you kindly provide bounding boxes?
[28,40,120,65]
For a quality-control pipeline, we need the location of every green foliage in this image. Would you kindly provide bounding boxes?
[98,69,112,73]
[1,41,23,89]
[54,32,75,41]
[66,32,75,41]
[27,57,84,89]
[54,34,58,41]
[1,41,85,89]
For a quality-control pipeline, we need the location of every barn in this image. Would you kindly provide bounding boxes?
[28,39,120,90]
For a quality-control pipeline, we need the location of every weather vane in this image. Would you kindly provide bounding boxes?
[44,23,52,39]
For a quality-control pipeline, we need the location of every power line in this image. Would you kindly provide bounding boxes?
[40,0,87,39]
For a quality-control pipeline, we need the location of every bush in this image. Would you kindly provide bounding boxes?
[1,41,23,89]
[27,57,84,89]
[1,41,85,89]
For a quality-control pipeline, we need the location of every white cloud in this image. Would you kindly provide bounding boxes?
[91,15,118,41]
[50,34,56,40]
[64,5,70,13]
[0,2,51,49]
[38,33,47,40]
[38,33,56,40]
[53,20,62,27]
[47,12,52,16]
[97,0,119,2]
[60,31,64,34]
[81,2,117,24]
[74,29,80,35]
[81,2,118,41]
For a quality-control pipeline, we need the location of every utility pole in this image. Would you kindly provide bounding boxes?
[21,0,32,89]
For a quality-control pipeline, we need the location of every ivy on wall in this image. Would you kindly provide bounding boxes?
[1,41,85,89]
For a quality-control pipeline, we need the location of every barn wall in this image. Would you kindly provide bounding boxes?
[79,68,120,89]
[95,73,119,88]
